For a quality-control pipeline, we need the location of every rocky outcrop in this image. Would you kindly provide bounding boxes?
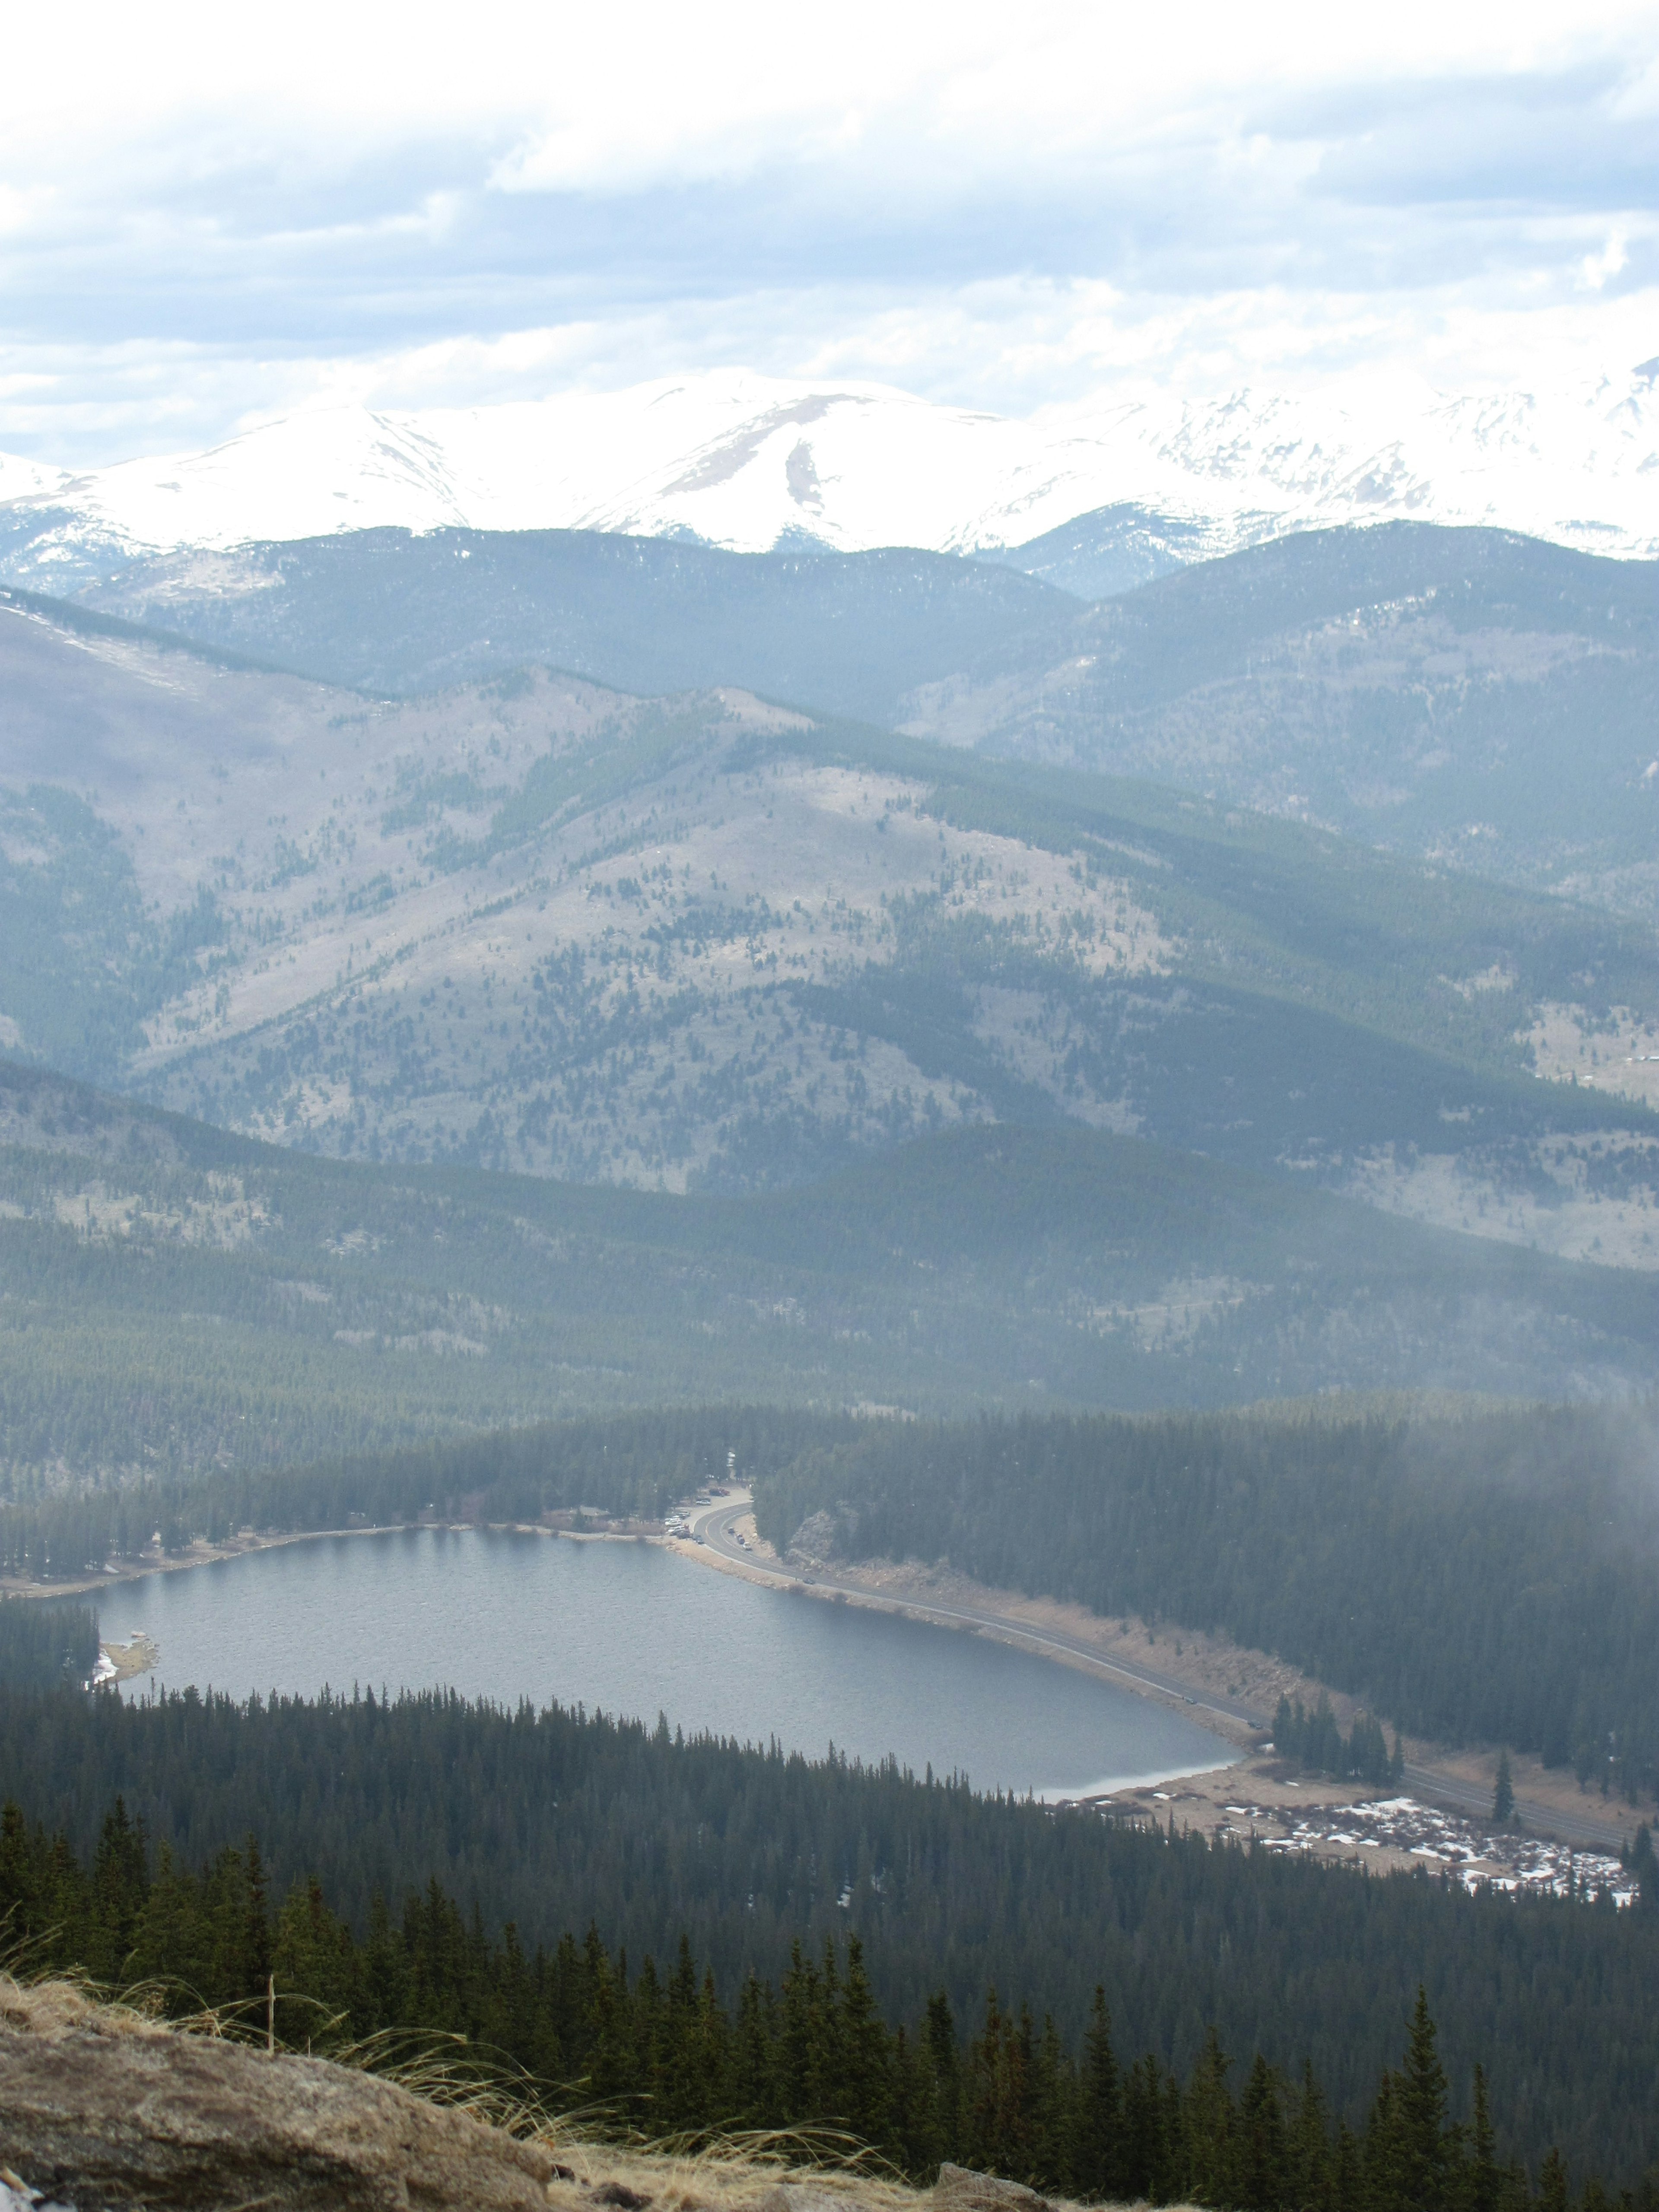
[785,1511,843,1567]
[0,1980,1110,2212]
[0,1978,559,2211]
[931,2167,1052,2212]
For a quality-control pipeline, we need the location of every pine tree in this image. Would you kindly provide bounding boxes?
[1182,2027,1235,2207]
[1627,1822,1657,1912]
[1466,2063,1501,2212]
[1288,2057,1333,2212]
[1537,2148,1570,2212]
[1396,1988,1455,2212]
[838,1935,892,2148]
[1075,1987,1123,2201]
[1238,2053,1288,2211]
[1493,1751,1516,1827]
[925,1991,961,2157]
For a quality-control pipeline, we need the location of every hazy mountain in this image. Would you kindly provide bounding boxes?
[1,588,1654,1273]
[0,367,1654,591]
[903,523,1659,915]
[47,534,1076,722]
[41,515,1659,922]
[4,1057,1656,1486]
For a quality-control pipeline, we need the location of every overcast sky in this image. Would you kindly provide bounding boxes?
[1,0,1656,464]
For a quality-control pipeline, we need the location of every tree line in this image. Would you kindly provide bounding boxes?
[750,1402,1659,1797]
[1272,1696,1404,1788]
[1,1792,1644,2212]
[0,1681,1655,2180]
[0,1406,843,1580]
[0,1597,97,1689]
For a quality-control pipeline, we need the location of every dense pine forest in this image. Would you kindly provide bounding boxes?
[0,1683,1655,2181]
[750,1402,1659,1796]
[0,1596,97,1689]
[0,1406,825,1574]
[5,1791,1645,2212]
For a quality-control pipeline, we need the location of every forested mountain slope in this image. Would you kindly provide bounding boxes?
[56,534,1075,722]
[45,521,1659,924]
[902,524,1659,917]
[6,1063,1655,1484]
[750,1399,1659,1794]
[1,594,1654,1264]
[3,1686,1655,2181]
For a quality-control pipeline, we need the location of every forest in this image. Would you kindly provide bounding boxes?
[5,1037,1657,1492]
[750,1399,1659,1796]
[0,1682,1654,2181]
[3,1789,1643,2212]
[0,1596,97,1689]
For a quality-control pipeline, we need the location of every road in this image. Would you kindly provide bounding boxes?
[684,1494,1637,1854]
[686,1493,1268,1734]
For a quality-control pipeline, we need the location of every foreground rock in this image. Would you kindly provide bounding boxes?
[0,1978,560,2211]
[932,2167,1052,2212]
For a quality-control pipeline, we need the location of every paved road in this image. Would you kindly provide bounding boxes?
[1398,1762,1632,1853]
[685,1494,1638,1855]
[687,1493,1266,1735]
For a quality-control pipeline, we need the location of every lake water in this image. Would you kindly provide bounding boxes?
[99,1529,1230,1801]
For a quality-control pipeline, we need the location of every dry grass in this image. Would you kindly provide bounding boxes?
[0,1964,1184,2212]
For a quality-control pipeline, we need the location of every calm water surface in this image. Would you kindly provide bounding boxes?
[101,1530,1228,1800]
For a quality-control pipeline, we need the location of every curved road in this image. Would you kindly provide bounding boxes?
[685,1495,1636,1853]
[687,1494,1269,1736]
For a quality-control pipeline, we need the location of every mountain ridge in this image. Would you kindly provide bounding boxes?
[2,366,1654,591]
[1,589,1655,1278]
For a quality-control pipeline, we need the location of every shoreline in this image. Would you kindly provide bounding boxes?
[669,1499,1645,1855]
[7,1513,665,1608]
[24,1504,1639,1855]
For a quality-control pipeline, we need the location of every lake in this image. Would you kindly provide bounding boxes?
[99,1529,1230,1800]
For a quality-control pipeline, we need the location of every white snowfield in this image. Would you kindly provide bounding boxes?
[3,365,1657,567]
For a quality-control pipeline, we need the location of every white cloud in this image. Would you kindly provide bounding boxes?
[0,0,1654,463]
[1582,232,1632,287]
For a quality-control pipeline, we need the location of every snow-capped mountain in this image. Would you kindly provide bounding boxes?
[2,366,1656,578]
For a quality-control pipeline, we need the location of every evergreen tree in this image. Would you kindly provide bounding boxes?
[1183,2028,1236,2208]
[1468,2065,1501,2212]
[1237,2053,1288,2212]
[1626,1822,1657,1913]
[1075,1987,1123,2202]
[1395,1989,1457,2212]
[1492,1753,1516,1828]
[1537,2148,1570,2212]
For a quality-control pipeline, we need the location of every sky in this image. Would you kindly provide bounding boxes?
[0,0,1656,464]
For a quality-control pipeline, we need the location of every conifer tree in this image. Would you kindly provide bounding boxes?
[1075,1987,1123,2201]
[1288,2058,1333,2212]
[1183,2028,1236,2207]
[1537,2147,1570,2212]
[925,1991,961,2154]
[1237,2053,1288,2212]
[1493,1751,1516,1827]
[1468,2064,1501,2212]
[837,1936,892,2148]
[1395,1988,1456,2212]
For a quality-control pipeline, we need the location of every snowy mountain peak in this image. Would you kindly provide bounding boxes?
[1,368,1655,586]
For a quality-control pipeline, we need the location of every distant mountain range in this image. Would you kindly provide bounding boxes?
[21,517,1656,917]
[1,584,1654,1276]
[1,366,1655,594]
